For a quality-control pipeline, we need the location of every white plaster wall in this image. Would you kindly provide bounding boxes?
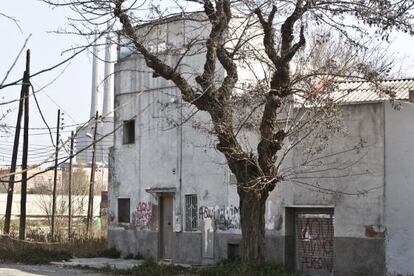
[282,103,386,238]
[111,51,234,234]
[385,102,414,275]
[111,48,388,239]
[111,16,389,263]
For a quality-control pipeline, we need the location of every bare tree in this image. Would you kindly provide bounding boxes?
[43,0,414,261]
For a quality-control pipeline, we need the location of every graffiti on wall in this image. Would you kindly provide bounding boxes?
[132,202,153,230]
[297,216,334,273]
[199,205,240,230]
[107,211,115,225]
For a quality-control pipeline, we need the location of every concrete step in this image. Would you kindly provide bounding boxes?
[158,259,173,265]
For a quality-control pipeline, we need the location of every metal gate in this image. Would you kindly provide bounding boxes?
[295,211,334,275]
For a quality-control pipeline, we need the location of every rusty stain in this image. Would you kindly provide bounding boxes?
[365,225,385,238]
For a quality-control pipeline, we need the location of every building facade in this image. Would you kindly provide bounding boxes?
[107,15,414,276]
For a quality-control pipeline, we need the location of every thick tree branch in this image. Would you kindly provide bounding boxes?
[254,6,279,65]
[255,0,308,186]
[284,25,305,62]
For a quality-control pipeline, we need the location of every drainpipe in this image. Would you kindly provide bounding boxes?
[177,93,183,231]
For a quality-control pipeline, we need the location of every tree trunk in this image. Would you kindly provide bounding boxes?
[239,189,268,262]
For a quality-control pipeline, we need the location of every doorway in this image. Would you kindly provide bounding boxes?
[159,194,174,259]
[294,209,334,275]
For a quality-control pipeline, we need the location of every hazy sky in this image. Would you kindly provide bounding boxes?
[1,1,414,165]
[0,1,94,165]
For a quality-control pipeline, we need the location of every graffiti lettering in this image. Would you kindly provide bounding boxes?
[302,256,333,271]
[297,216,334,272]
[132,202,153,230]
[199,205,240,230]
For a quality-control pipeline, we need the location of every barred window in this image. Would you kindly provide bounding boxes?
[185,195,198,231]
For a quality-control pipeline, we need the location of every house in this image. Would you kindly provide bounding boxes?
[107,14,414,276]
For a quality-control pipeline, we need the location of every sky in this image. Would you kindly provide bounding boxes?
[0,1,95,165]
[1,1,414,166]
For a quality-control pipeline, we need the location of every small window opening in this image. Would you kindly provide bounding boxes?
[227,243,240,261]
[185,194,198,231]
[118,198,130,223]
[123,120,135,144]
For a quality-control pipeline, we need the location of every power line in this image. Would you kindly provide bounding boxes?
[31,84,54,146]
[0,145,54,151]
[0,141,54,147]
[1,122,87,130]
[0,88,147,182]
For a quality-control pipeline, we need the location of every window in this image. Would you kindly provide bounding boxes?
[118,198,130,223]
[227,243,241,261]
[185,195,198,231]
[123,120,135,144]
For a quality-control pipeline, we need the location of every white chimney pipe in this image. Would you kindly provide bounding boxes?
[90,34,99,119]
[102,30,114,117]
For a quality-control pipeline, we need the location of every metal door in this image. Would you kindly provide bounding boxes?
[160,195,174,259]
[295,211,334,275]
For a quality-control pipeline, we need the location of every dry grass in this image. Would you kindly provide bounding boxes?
[0,217,108,264]
[61,237,108,257]
[0,213,108,263]
[0,234,107,255]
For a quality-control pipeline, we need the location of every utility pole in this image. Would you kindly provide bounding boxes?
[68,131,74,240]
[3,50,30,235]
[19,50,31,240]
[87,111,98,235]
[51,109,61,241]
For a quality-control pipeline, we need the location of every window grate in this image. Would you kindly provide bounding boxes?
[295,212,334,275]
[185,195,198,231]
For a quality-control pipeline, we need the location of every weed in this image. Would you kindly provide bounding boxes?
[97,247,121,258]
[125,252,144,260]
[102,259,295,276]
[196,261,295,276]
[0,247,71,264]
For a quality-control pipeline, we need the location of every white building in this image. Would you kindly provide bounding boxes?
[107,14,414,276]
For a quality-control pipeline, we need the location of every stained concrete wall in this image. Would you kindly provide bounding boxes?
[110,16,234,263]
[384,102,414,275]
[278,103,386,275]
[109,15,391,275]
[285,103,386,238]
[110,57,388,273]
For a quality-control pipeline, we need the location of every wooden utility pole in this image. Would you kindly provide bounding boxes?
[86,111,98,235]
[68,131,74,239]
[51,109,61,241]
[19,50,31,240]
[4,50,30,235]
